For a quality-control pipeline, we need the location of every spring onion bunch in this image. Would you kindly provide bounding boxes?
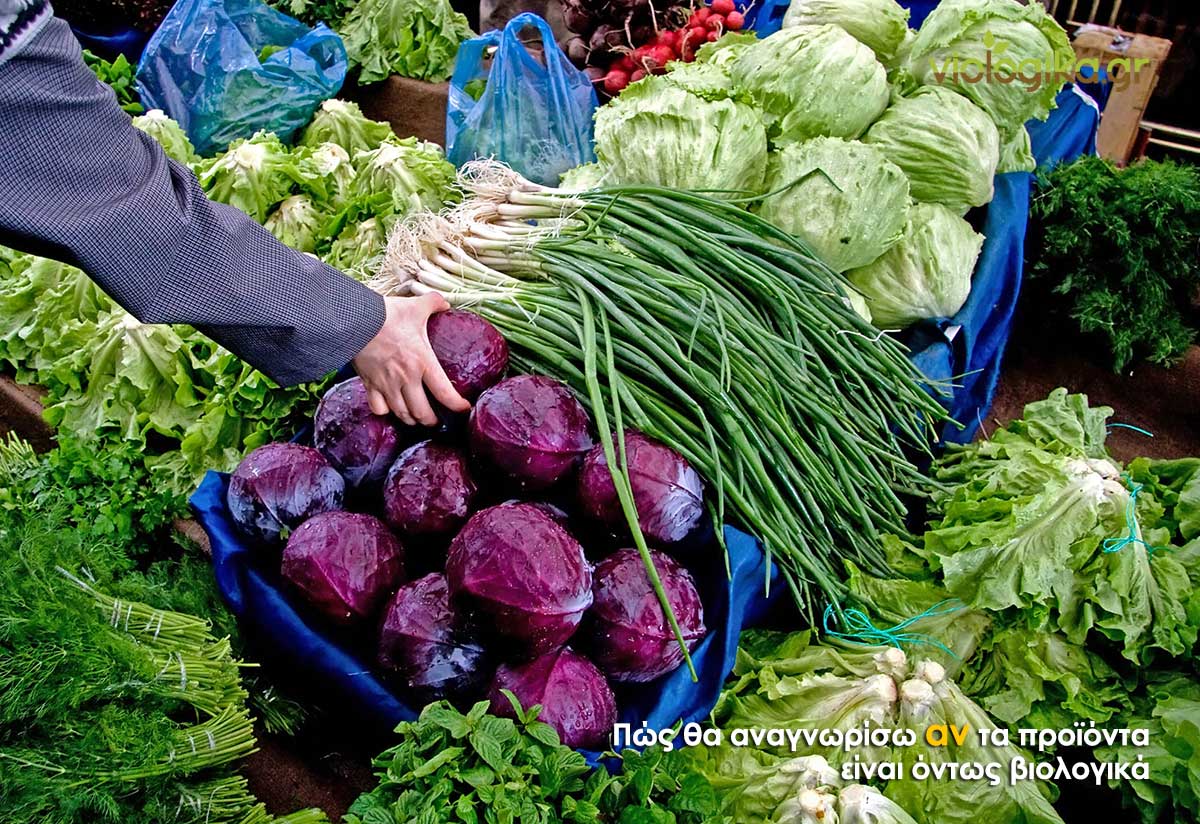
[373,162,946,618]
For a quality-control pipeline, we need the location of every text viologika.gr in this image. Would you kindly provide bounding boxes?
[928,33,1152,93]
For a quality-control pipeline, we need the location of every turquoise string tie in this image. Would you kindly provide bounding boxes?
[1106,422,1155,438]
[822,599,965,659]
[1102,473,1164,555]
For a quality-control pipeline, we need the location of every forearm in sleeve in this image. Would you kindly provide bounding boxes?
[0,16,384,386]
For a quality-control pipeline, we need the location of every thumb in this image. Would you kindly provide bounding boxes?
[421,291,451,314]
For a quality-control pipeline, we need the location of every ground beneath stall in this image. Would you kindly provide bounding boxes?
[241,337,1200,820]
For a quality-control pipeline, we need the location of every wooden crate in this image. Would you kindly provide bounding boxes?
[1072,24,1171,163]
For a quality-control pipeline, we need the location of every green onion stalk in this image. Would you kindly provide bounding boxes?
[372,161,948,636]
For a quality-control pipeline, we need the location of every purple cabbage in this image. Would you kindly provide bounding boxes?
[428,309,510,402]
[446,502,593,657]
[488,647,617,749]
[378,573,489,702]
[587,548,706,683]
[383,441,479,538]
[227,442,345,544]
[313,377,403,489]
[577,431,704,544]
[281,511,405,625]
[469,375,593,491]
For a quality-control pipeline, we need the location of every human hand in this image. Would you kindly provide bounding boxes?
[352,293,470,426]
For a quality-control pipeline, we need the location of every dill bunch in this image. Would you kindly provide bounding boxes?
[1027,155,1200,372]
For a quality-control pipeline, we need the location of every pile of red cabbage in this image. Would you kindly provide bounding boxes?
[225,309,709,750]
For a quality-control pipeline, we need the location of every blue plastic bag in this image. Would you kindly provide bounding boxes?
[191,466,780,764]
[136,0,347,155]
[447,13,597,186]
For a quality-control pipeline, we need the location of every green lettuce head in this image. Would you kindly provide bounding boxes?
[836,785,919,824]
[782,0,910,65]
[558,162,609,191]
[696,31,759,70]
[298,142,358,209]
[299,99,394,156]
[265,195,326,254]
[197,131,299,223]
[327,217,387,277]
[349,138,457,218]
[905,0,1073,172]
[847,202,982,328]
[132,109,198,166]
[863,86,1000,214]
[593,70,768,198]
[731,24,889,144]
[338,0,473,83]
[756,137,910,272]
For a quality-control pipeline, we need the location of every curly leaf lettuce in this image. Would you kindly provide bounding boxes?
[337,0,473,83]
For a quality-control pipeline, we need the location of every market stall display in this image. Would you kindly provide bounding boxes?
[3,0,1199,822]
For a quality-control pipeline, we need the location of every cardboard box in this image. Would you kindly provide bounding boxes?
[1072,25,1172,163]
[348,76,450,148]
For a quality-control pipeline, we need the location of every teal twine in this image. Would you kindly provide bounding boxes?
[1102,473,1163,555]
[1107,422,1155,437]
[822,600,965,659]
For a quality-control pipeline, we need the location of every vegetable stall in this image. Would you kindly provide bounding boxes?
[2,0,1199,823]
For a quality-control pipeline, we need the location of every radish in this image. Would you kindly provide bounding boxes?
[692,7,710,24]
[688,25,708,44]
[711,0,735,15]
[649,44,675,67]
[631,68,647,82]
[616,53,637,73]
[706,29,720,41]
[656,29,678,50]
[725,10,745,30]
[604,69,631,95]
[706,14,725,29]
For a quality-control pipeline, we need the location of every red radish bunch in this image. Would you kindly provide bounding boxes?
[563,0,749,97]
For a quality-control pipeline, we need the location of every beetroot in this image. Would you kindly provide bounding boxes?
[313,377,403,489]
[577,431,704,545]
[427,309,509,403]
[383,441,479,538]
[468,375,593,492]
[378,574,489,702]
[446,503,593,657]
[227,442,344,544]
[281,511,405,625]
[488,647,617,749]
[587,548,706,682]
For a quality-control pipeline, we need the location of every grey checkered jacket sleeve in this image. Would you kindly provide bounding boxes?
[0,14,386,387]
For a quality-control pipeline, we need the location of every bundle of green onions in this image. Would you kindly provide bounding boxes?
[373,162,947,618]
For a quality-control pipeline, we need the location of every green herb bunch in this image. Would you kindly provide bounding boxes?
[1027,155,1200,372]
[82,50,144,115]
[346,697,723,824]
[0,503,324,823]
